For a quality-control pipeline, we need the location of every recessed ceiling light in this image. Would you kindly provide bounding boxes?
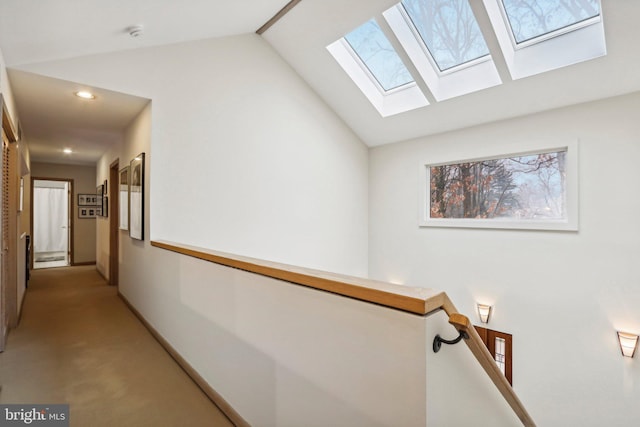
[75,91,95,100]
[63,148,73,154]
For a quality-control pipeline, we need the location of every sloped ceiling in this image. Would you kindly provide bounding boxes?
[1,0,639,162]
[0,0,291,164]
[262,0,640,146]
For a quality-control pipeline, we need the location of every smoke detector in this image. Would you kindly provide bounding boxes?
[127,25,144,38]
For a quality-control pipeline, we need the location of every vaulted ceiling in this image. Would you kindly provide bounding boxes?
[1,0,639,164]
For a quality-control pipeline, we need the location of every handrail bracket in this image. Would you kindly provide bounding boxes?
[432,330,469,353]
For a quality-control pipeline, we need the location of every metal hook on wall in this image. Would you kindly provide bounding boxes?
[432,330,469,353]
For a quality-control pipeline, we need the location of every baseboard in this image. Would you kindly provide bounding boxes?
[118,292,250,427]
[96,268,107,282]
[72,261,97,266]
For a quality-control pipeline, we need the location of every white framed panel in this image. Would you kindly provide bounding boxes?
[419,140,579,231]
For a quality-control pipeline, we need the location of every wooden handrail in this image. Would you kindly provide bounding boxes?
[448,313,536,426]
[151,240,535,426]
[151,240,451,315]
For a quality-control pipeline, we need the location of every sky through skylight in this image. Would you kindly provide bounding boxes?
[501,0,600,44]
[344,19,414,91]
[401,0,490,71]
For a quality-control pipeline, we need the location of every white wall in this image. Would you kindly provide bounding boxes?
[95,102,149,281]
[0,46,18,129]
[128,246,432,426]
[369,92,640,426]
[426,310,522,426]
[19,33,369,277]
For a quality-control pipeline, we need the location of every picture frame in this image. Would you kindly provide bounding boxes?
[96,189,103,217]
[119,166,129,230]
[103,180,108,195]
[78,193,97,206]
[129,153,145,240]
[101,196,108,217]
[78,207,96,219]
[19,178,23,212]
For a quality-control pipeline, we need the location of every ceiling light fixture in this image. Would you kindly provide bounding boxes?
[75,91,95,100]
[63,148,73,154]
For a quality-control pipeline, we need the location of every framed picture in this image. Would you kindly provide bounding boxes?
[19,178,24,212]
[101,196,108,217]
[96,189,103,217]
[103,180,108,195]
[119,166,129,230]
[78,194,97,206]
[79,207,96,219]
[130,153,145,240]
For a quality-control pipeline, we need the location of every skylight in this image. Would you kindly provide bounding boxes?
[501,0,601,45]
[328,0,606,116]
[344,19,414,91]
[401,0,490,72]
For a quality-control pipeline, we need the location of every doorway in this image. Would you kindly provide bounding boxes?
[32,179,72,269]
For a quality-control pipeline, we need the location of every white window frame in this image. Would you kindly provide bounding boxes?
[484,0,606,80]
[384,4,502,102]
[327,38,429,117]
[419,140,579,231]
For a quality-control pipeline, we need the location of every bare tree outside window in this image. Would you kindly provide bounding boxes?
[402,0,490,71]
[344,19,414,91]
[429,150,566,220]
[501,0,600,44]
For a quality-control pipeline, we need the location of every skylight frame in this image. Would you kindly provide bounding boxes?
[399,0,492,75]
[343,19,416,93]
[497,0,602,49]
[384,3,502,102]
[327,36,429,117]
[483,0,606,80]
[341,38,414,95]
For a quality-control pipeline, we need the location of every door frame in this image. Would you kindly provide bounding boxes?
[1,96,19,351]
[30,177,74,268]
[109,159,119,287]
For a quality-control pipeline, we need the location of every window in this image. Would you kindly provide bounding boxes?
[420,141,578,230]
[500,0,601,46]
[329,0,606,114]
[384,0,501,101]
[343,19,414,91]
[484,0,606,79]
[401,0,490,72]
[475,326,513,385]
[327,20,429,117]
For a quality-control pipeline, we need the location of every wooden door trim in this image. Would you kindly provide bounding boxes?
[30,177,75,267]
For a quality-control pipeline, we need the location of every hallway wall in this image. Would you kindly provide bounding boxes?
[0,46,18,130]
[20,33,369,277]
[30,162,97,264]
[368,92,640,426]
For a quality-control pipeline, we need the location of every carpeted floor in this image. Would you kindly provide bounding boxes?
[0,266,235,427]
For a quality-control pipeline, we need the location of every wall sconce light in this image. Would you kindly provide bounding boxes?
[476,303,492,324]
[617,332,639,358]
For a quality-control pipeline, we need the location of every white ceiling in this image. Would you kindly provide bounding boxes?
[7,69,149,165]
[0,0,290,165]
[262,0,640,146]
[1,0,639,164]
